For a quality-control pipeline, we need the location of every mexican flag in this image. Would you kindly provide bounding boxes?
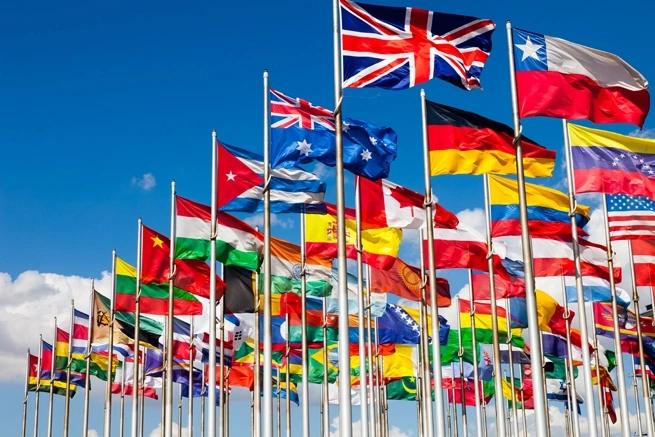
[176,195,262,270]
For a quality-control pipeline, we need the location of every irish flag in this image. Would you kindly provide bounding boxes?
[175,195,262,270]
[270,237,332,297]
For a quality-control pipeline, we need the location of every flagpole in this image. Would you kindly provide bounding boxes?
[299,211,310,437]
[164,180,177,437]
[63,299,74,437]
[253,225,261,437]
[188,316,194,437]
[505,21,548,437]
[505,301,520,437]
[588,299,608,437]
[104,250,117,437]
[418,229,434,437]
[467,270,483,437]
[219,263,226,437]
[131,219,143,437]
[420,89,447,437]
[321,296,330,437]
[47,316,56,437]
[80,281,93,437]
[22,348,30,437]
[209,129,219,437]
[627,239,655,434]
[600,194,631,437]
[201,365,206,437]
[559,277,580,437]
[139,367,145,437]
[119,357,126,437]
[365,266,377,437]
[450,363,458,437]
[481,173,508,437]
[262,70,275,437]
[456,298,469,437]
[34,336,43,437]
[177,384,183,436]
[284,313,291,437]
[632,358,644,437]
[332,0,353,433]
[277,368,282,437]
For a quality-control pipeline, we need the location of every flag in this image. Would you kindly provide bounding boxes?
[606,193,655,240]
[459,299,524,347]
[564,276,630,307]
[569,123,655,200]
[223,266,257,314]
[39,340,54,380]
[114,256,203,316]
[270,89,397,180]
[439,329,478,365]
[512,28,649,126]
[29,349,77,397]
[269,237,332,297]
[471,271,525,300]
[386,377,418,400]
[380,345,417,379]
[370,258,451,307]
[326,270,387,317]
[594,302,655,341]
[427,101,555,177]
[489,174,589,238]
[54,328,86,387]
[175,195,263,270]
[112,354,161,400]
[305,203,402,270]
[425,222,496,272]
[217,141,326,213]
[358,176,458,230]
[632,239,655,286]
[228,363,255,390]
[339,0,495,90]
[447,378,495,406]
[377,303,448,346]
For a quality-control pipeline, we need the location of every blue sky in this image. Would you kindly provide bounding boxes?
[1,0,654,435]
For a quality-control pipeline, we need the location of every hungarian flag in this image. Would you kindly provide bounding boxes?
[513,28,649,126]
[426,100,555,178]
[358,176,458,230]
[269,237,332,297]
[175,195,263,270]
[114,255,203,316]
[305,203,402,270]
[369,258,450,307]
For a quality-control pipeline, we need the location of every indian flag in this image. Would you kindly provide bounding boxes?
[176,195,262,270]
[270,237,332,297]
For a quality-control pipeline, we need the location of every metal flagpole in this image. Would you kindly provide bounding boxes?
[226,383,231,435]
[600,194,632,437]
[22,349,30,437]
[277,368,282,437]
[589,302,608,437]
[34,336,43,437]
[467,271,483,437]
[299,212,310,437]
[456,299,469,437]
[354,177,369,437]
[188,316,195,437]
[219,263,226,437]
[165,180,177,437]
[47,316,56,437]
[262,70,274,437]
[451,363,459,437]
[161,319,167,437]
[131,219,143,437]
[505,21,549,437]
[628,239,655,434]
[104,250,118,437]
[420,89,447,436]
[285,313,291,437]
[201,366,206,437]
[418,230,434,437]
[365,267,377,437]
[209,129,219,437]
[63,300,74,437]
[139,369,145,437]
[253,225,262,437]
[119,357,126,437]
[178,385,183,436]
[505,303,520,437]
[482,174,508,437]
[632,358,644,437]
[82,282,93,437]
[321,296,330,437]
[559,277,580,437]
[560,119,600,437]
[331,0,353,434]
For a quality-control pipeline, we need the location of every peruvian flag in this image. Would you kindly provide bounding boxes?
[513,28,649,126]
[217,141,263,209]
[358,176,458,230]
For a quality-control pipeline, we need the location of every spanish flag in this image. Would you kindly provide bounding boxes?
[305,203,402,270]
[426,100,555,177]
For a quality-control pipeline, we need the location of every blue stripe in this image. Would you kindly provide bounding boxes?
[222,198,326,214]
[74,309,89,320]
[491,205,588,227]
[572,145,655,173]
[269,176,325,193]
[565,286,630,307]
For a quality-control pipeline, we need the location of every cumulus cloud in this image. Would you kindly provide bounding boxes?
[456,208,485,235]
[244,213,295,230]
[88,430,100,437]
[329,417,413,437]
[0,270,112,380]
[149,422,189,437]
[131,172,157,191]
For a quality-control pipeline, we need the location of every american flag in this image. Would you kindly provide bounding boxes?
[606,193,655,240]
[339,0,495,90]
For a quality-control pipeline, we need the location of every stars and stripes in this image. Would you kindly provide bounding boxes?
[606,193,655,240]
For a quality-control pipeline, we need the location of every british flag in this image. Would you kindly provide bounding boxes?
[340,0,495,90]
[270,89,335,131]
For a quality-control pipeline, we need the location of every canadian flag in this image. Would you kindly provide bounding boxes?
[358,177,458,230]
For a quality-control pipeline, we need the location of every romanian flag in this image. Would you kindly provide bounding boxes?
[569,124,655,200]
[426,100,555,177]
[305,203,402,270]
[489,174,590,238]
[459,299,524,348]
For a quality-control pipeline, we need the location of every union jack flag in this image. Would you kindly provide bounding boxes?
[339,0,495,90]
[270,89,335,131]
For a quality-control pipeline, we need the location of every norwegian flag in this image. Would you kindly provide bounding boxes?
[339,0,495,90]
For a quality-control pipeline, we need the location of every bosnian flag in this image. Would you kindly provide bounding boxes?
[217,142,326,213]
[513,28,649,126]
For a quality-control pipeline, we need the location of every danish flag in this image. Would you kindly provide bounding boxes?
[340,0,495,90]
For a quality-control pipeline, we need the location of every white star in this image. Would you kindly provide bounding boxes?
[226,171,236,181]
[360,149,372,161]
[515,36,543,62]
[369,136,378,146]
[342,122,350,132]
[296,139,313,157]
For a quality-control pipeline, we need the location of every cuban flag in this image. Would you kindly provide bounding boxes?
[513,28,649,126]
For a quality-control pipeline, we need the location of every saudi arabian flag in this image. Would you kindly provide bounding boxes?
[175,195,262,270]
[269,237,332,297]
[386,377,419,401]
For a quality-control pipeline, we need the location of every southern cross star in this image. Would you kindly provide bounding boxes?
[296,139,313,157]
[360,149,372,161]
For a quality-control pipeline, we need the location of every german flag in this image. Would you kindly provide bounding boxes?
[426,100,555,177]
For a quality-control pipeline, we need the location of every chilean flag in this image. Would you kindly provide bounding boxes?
[513,28,649,126]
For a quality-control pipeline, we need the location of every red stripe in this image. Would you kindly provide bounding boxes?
[176,195,211,221]
[608,215,655,222]
[115,294,203,316]
[516,70,649,126]
[574,168,655,200]
[72,324,88,341]
[609,225,655,232]
[423,239,489,271]
[533,258,619,281]
[492,220,581,238]
[305,242,397,270]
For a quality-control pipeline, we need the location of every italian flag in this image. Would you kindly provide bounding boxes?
[176,195,262,270]
[114,257,203,316]
[270,237,332,297]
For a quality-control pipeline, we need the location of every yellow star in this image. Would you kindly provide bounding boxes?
[151,235,164,248]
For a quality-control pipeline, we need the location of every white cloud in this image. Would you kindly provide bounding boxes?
[244,213,295,230]
[149,422,189,437]
[131,172,157,191]
[329,417,413,437]
[456,208,485,235]
[0,270,112,380]
[88,430,100,437]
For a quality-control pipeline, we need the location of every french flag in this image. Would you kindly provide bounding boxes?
[513,28,649,126]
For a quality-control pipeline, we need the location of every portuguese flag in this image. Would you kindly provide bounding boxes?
[175,195,263,270]
[114,256,202,316]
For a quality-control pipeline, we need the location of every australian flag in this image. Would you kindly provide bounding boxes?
[270,88,397,180]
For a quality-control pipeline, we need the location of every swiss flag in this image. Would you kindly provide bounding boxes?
[217,142,263,209]
[358,177,458,230]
